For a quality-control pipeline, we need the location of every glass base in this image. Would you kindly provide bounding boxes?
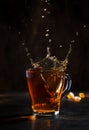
[33,111,59,117]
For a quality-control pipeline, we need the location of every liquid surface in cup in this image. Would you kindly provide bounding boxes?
[27,68,65,113]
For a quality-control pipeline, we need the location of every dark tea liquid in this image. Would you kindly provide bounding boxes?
[26,67,65,114]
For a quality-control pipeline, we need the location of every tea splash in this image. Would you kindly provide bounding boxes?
[31,44,72,71]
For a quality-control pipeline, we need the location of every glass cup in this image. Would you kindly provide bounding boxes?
[26,67,72,116]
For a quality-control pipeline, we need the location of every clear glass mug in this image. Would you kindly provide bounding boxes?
[26,67,72,116]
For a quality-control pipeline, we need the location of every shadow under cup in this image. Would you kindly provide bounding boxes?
[26,67,72,116]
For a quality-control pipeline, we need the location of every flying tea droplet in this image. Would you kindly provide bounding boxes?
[41,15,45,18]
[44,8,47,11]
[45,33,49,37]
[49,39,52,43]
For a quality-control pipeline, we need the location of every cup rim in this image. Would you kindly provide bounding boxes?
[26,67,65,72]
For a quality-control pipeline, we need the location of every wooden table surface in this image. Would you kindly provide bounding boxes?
[0,92,89,130]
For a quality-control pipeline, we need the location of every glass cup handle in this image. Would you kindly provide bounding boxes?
[62,74,72,97]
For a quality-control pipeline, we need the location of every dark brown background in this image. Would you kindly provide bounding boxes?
[0,0,89,93]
